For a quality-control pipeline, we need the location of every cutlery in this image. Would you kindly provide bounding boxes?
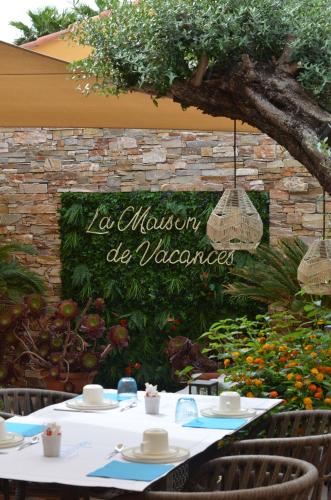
[17,436,40,451]
[120,401,137,412]
[108,443,124,458]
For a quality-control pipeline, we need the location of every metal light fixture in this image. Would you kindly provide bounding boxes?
[298,189,331,295]
[206,120,263,251]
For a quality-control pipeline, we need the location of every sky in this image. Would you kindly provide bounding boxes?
[0,0,98,43]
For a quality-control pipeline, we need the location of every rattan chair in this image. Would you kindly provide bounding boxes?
[107,455,318,500]
[0,388,77,500]
[228,410,331,500]
[0,387,77,416]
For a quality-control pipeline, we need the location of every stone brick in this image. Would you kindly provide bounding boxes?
[282,177,308,192]
[44,158,61,171]
[118,137,137,149]
[270,189,289,201]
[161,138,181,148]
[143,149,167,164]
[254,144,276,159]
[295,203,316,214]
[302,214,323,229]
[19,183,48,194]
[201,147,213,157]
[236,168,258,176]
[0,214,21,225]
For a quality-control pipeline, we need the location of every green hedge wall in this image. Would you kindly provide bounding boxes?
[60,191,269,389]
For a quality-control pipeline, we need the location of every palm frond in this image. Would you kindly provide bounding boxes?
[226,237,308,308]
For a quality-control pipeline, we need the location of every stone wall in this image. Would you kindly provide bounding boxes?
[0,127,326,299]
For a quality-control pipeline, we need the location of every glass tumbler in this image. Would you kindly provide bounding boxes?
[117,377,138,401]
[175,397,198,423]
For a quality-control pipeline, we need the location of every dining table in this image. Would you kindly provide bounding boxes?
[0,390,282,495]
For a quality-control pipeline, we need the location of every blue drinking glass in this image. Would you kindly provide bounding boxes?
[117,377,137,401]
[175,397,199,423]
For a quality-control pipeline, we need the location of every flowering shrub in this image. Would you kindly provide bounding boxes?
[201,303,331,410]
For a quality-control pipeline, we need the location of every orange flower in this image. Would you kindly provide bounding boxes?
[318,366,331,374]
[316,373,324,382]
[246,356,254,364]
[287,373,294,381]
[316,319,325,325]
[304,345,313,351]
[253,379,263,386]
[311,368,319,375]
[314,392,323,399]
[279,356,287,363]
[310,352,318,358]
[295,374,302,381]
[295,381,303,389]
[254,358,264,365]
[258,337,266,344]
[269,391,279,398]
[324,398,331,405]
[246,392,255,398]
[308,383,317,392]
[224,358,231,368]
[287,361,298,367]
[279,346,288,352]
[303,397,312,406]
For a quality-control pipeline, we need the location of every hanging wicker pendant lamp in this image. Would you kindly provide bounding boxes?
[298,190,331,295]
[206,121,263,251]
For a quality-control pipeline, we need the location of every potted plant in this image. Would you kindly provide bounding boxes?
[0,295,130,392]
[165,335,218,382]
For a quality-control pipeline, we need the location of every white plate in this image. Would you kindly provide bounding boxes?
[122,446,190,464]
[201,407,256,418]
[0,433,24,448]
[66,399,118,411]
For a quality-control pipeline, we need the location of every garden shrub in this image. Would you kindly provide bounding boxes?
[200,302,331,410]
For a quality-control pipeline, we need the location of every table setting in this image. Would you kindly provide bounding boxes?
[0,380,282,492]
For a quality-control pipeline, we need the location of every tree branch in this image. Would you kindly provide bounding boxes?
[190,54,209,87]
[276,35,298,75]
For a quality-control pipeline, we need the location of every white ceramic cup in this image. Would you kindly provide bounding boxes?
[42,434,61,457]
[140,428,169,455]
[0,417,7,440]
[219,391,241,413]
[82,384,104,405]
[144,396,160,415]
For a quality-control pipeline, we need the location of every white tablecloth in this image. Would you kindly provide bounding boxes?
[0,391,281,491]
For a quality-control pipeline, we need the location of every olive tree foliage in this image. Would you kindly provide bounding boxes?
[70,0,331,190]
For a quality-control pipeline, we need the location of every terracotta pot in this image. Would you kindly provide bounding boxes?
[196,372,220,380]
[42,371,97,393]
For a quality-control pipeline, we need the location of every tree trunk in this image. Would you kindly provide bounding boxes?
[171,59,331,192]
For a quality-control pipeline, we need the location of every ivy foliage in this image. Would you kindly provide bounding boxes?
[60,191,268,388]
[71,0,331,111]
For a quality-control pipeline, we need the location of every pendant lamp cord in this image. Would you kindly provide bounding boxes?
[233,119,237,188]
[323,188,326,240]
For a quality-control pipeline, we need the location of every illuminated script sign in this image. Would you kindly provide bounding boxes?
[86,205,234,267]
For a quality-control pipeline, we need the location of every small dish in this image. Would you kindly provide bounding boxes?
[0,433,24,448]
[66,399,118,411]
[201,407,256,418]
[122,446,189,464]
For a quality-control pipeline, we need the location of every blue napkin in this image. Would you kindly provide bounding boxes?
[5,422,45,437]
[183,417,247,430]
[75,393,132,402]
[87,460,174,481]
